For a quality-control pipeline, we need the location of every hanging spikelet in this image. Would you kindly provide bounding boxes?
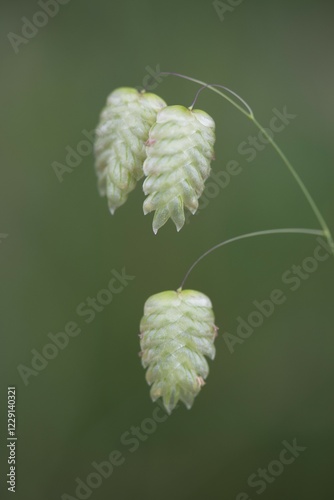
[94,87,167,214]
[139,289,217,414]
[143,105,215,233]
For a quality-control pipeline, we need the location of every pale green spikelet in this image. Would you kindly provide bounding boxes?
[143,105,215,233]
[94,87,167,214]
[139,289,217,414]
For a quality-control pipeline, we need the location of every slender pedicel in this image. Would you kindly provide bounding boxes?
[189,83,254,117]
[179,228,325,289]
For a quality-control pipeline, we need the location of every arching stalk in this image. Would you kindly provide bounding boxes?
[158,72,334,255]
[179,228,325,289]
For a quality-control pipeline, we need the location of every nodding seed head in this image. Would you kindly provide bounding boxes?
[94,87,166,215]
[142,105,215,234]
[139,289,217,414]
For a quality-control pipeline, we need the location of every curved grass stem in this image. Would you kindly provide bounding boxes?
[251,116,334,251]
[179,228,325,289]
[160,72,334,256]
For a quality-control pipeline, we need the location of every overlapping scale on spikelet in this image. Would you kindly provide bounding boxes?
[139,289,217,413]
[143,106,215,233]
[94,87,166,214]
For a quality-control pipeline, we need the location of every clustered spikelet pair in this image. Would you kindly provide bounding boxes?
[139,289,217,413]
[94,87,215,232]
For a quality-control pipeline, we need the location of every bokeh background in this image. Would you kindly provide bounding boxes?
[1,1,334,499]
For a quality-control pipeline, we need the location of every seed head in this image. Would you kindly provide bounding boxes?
[139,289,217,413]
[143,105,215,233]
[94,87,166,214]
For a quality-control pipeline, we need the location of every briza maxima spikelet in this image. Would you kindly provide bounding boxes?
[143,105,215,233]
[94,87,167,214]
[139,289,217,414]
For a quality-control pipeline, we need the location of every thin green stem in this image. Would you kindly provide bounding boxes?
[160,72,252,119]
[179,228,325,289]
[251,117,334,249]
[160,72,334,255]
[189,83,254,117]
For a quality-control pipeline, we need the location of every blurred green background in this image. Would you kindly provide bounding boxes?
[1,0,334,498]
